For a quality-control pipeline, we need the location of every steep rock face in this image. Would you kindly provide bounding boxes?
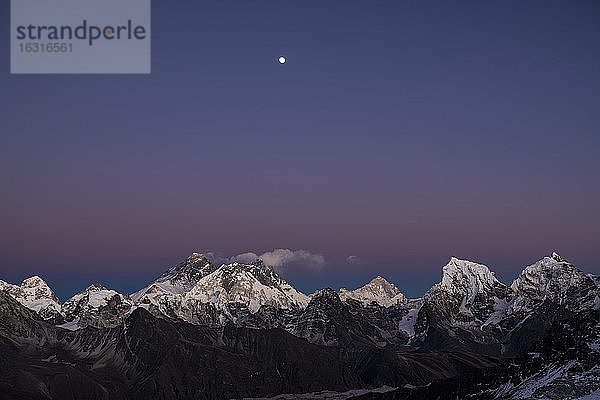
[509,252,598,314]
[476,252,600,340]
[414,258,511,349]
[462,308,600,400]
[339,276,406,307]
[293,288,358,346]
[292,288,408,347]
[132,252,216,301]
[61,284,134,329]
[0,291,57,343]
[219,303,300,330]
[395,298,423,339]
[131,253,217,322]
[430,258,510,320]
[0,276,63,323]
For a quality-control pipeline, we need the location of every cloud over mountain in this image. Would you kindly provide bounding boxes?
[230,249,326,270]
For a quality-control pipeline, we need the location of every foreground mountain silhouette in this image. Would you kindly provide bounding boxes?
[0,252,598,399]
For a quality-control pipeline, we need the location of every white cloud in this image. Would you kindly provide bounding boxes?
[202,252,229,266]
[346,255,362,265]
[229,249,326,271]
[259,249,326,270]
[202,249,327,271]
[231,252,259,264]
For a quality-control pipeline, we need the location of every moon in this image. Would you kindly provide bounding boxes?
[278,56,286,64]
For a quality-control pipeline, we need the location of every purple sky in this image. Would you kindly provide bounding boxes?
[1,1,599,300]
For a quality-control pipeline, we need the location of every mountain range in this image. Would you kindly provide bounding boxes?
[0,252,598,399]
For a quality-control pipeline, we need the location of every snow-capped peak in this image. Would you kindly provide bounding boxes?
[61,283,133,329]
[313,287,340,299]
[0,276,62,321]
[339,276,406,307]
[551,252,564,262]
[422,258,510,328]
[510,253,597,311]
[21,275,53,290]
[131,252,216,301]
[436,257,504,299]
[155,252,215,288]
[511,253,574,294]
[184,261,309,313]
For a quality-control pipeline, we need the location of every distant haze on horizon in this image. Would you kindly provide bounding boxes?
[1,1,599,300]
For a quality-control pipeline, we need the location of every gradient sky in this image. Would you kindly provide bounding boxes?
[1,1,599,301]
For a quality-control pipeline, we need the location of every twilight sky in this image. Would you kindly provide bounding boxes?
[1,0,599,301]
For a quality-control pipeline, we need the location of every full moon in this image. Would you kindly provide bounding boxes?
[278,56,286,64]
